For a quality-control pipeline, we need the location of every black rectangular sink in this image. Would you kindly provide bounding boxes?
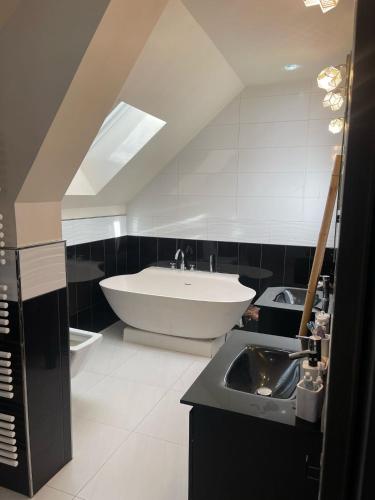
[273,288,319,306]
[225,345,300,399]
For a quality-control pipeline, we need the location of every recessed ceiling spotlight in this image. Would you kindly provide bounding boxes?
[284,64,301,71]
[304,0,340,13]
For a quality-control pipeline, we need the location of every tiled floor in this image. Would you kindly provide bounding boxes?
[0,322,210,500]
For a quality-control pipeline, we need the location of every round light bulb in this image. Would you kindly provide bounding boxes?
[323,91,345,111]
[329,118,344,134]
[317,66,342,91]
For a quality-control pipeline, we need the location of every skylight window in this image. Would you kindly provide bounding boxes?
[66,102,166,195]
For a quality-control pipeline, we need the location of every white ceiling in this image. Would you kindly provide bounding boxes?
[182,0,355,85]
[63,0,356,217]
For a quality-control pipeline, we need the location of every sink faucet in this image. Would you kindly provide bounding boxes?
[289,335,321,367]
[174,249,185,271]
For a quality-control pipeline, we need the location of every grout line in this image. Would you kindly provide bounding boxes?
[134,429,188,449]
[74,427,133,498]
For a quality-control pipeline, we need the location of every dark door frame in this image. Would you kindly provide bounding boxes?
[320,0,375,498]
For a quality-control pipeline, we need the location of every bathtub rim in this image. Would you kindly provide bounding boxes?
[99,266,256,304]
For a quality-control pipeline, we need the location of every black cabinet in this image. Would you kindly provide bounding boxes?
[188,406,322,500]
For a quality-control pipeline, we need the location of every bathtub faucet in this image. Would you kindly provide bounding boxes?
[174,249,186,271]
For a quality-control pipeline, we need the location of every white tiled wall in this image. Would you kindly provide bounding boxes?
[127,80,342,246]
[62,215,127,246]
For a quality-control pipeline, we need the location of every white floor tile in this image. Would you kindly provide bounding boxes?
[112,348,197,389]
[78,433,188,500]
[73,376,166,431]
[71,371,105,397]
[0,486,74,499]
[83,339,139,376]
[173,358,210,393]
[48,416,129,496]
[137,390,191,445]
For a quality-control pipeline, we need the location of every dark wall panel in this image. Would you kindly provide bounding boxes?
[66,235,336,334]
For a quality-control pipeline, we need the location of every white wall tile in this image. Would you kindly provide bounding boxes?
[238,147,306,172]
[128,82,342,247]
[305,172,331,198]
[308,145,341,171]
[308,119,343,146]
[187,124,239,150]
[151,216,208,240]
[62,215,127,246]
[143,173,178,196]
[179,173,237,196]
[239,121,308,148]
[304,198,337,222]
[238,172,305,198]
[178,195,237,219]
[240,94,309,123]
[207,218,270,244]
[126,216,154,236]
[179,149,238,173]
[237,197,304,222]
[130,194,179,217]
[309,92,343,120]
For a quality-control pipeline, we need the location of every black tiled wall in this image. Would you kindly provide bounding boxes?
[66,235,335,333]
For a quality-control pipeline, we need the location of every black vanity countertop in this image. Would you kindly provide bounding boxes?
[181,330,321,430]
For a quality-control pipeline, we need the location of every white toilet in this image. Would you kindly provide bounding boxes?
[69,328,103,378]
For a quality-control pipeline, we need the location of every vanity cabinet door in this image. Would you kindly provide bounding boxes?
[189,406,322,500]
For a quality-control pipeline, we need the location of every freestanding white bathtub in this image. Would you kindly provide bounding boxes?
[100,267,255,342]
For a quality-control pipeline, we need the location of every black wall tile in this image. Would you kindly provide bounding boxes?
[217,241,239,274]
[115,236,127,275]
[104,239,116,277]
[140,236,157,269]
[157,237,177,267]
[196,240,218,271]
[284,246,311,287]
[57,288,72,464]
[238,243,261,294]
[259,244,286,293]
[75,243,92,311]
[23,288,72,492]
[77,307,93,331]
[90,240,105,268]
[176,239,197,269]
[321,248,335,281]
[92,301,118,332]
[69,312,78,328]
[126,236,140,274]
[309,247,336,284]
[65,236,337,336]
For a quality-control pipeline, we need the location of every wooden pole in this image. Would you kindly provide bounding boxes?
[298,154,342,336]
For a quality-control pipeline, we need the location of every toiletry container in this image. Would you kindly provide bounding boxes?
[296,379,324,423]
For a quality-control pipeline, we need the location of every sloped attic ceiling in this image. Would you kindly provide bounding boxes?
[63,0,355,219]
[62,0,243,218]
